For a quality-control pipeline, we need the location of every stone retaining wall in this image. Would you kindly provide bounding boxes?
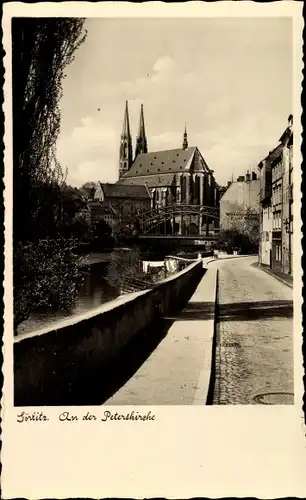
[14,260,204,406]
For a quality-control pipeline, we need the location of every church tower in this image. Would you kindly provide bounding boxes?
[119,100,133,179]
[135,103,148,158]
[182,123,188,150]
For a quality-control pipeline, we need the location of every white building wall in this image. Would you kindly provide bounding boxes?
[260,205,272,266]
[220,180,260,230]
[94,183,104,201]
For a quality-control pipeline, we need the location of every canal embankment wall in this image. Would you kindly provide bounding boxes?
[14,260,204,406]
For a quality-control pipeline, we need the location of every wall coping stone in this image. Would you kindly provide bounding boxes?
[14,260,201,344]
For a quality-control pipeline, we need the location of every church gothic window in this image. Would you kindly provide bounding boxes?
[181,176,186,203]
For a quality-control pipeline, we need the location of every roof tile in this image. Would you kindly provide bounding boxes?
[99,182,150,199]
[123,147,197,177]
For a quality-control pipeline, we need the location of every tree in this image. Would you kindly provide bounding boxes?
[94,219,112,239]
[60,184,88,234]
[112,217,141,246]
[12,18,87,242]
[79,182,97,200]
[12,18,87,332]
[70,213,91,241]
[219,208,260,253]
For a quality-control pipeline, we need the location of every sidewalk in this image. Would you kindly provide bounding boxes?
[105,267,218,405]
[253,262,293,289]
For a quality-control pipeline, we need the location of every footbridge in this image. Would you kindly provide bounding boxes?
[122,204,220,239]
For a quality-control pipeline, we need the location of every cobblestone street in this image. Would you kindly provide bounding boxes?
[212,256,294,405]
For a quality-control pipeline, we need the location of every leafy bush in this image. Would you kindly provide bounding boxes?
[105,248,151,293]
[14,238,87,332]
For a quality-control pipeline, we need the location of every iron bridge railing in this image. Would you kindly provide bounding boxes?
[116,204,220,236]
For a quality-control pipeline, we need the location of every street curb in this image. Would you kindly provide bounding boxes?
[252,263,293,289]
[191,267,218,405]
[206,268,219,405]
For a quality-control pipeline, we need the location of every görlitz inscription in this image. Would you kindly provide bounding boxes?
[16,410,156,423]
[17,411,49,422]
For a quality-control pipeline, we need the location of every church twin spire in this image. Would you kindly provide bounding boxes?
[119,101,148,178]
[121,100,131,138]
[135,103,148,157]
[119,100,188,178]
[119,101,133,179]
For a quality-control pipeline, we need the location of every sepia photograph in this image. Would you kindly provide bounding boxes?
[11,15,298,407]
[2,2,305,499]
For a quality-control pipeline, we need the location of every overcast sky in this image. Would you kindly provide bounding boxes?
[57,17,292,188]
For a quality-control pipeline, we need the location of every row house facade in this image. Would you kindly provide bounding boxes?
[220,170,260,232]
[258,115,293,274]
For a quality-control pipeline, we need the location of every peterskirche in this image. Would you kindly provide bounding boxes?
[117,101,220,236]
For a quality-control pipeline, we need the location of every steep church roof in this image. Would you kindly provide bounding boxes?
[120,146,212,187]
[123,146,198,178]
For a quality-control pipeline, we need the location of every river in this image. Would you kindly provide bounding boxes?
[16,250,169,336]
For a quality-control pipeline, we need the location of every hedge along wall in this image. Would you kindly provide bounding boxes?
[14,260,204,406]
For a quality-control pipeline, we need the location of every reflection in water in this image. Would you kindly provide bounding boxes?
[74,262,119,315]
[16,250,187,336]
[17,261,119,335]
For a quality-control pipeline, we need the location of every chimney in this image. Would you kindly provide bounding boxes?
[252,171,257,181]
[245,170,251,182]
[288,114,293,127]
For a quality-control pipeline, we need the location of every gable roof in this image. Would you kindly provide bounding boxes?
[123,147,198,178]
[119,173,178,188]
[279,126,293,146]
[259,143,284,167]
[267,144,284,165]
[99,182,151,199]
